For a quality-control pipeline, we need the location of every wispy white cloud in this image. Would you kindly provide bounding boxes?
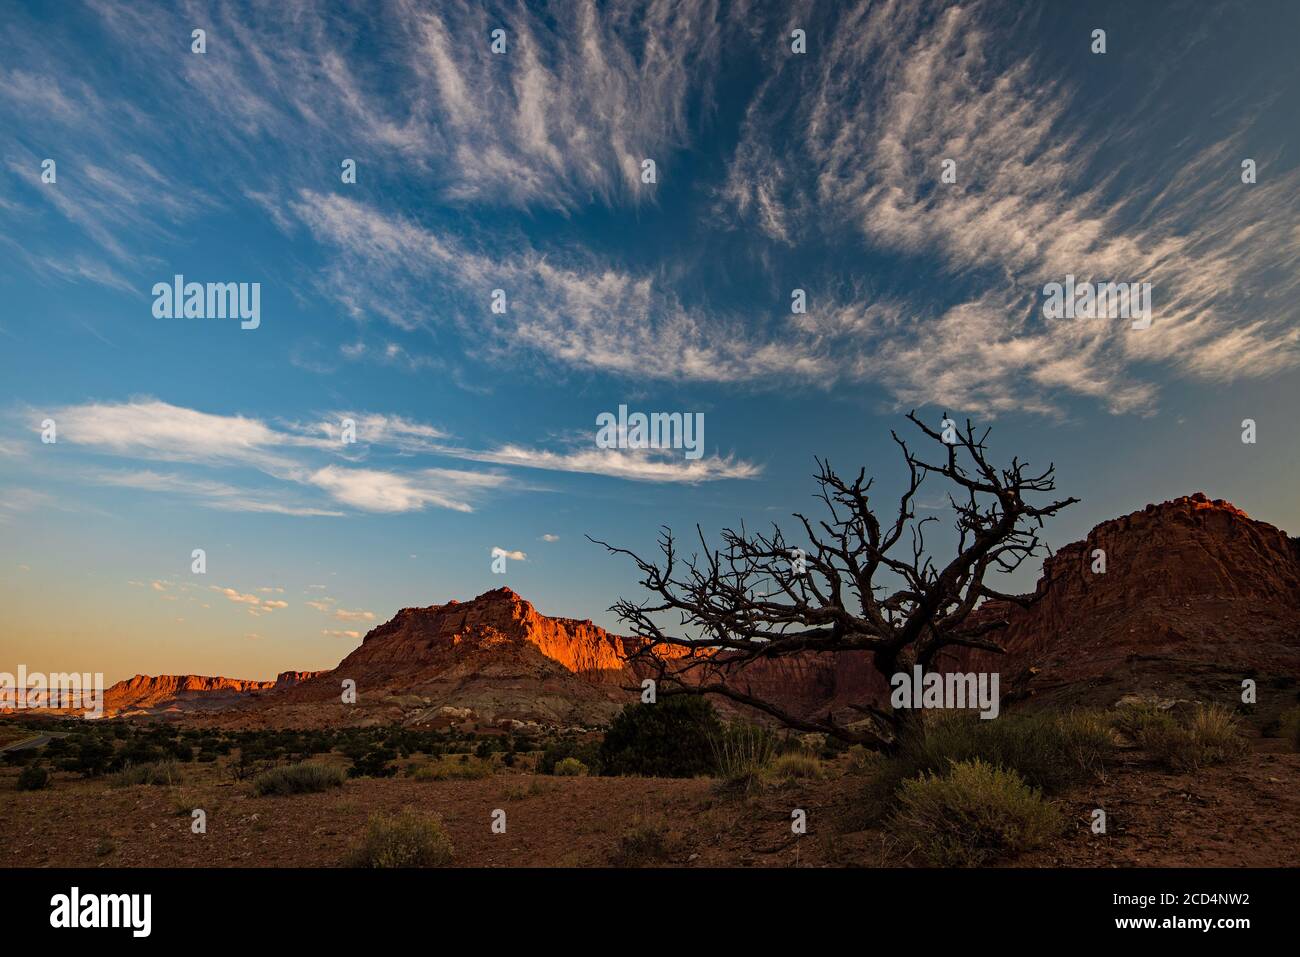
[87,468,344,517]
[447,443,762,484]
[290,190,841,384]
[0,487,55,521]
[210,585,289,617]
[307,413,452,453]
[12,396,753,523]
[44,400,294,468]
[73,0,722,213]
[303,594,374,624]
[717,0,1300,414]
[332,607,374,623]
[306,464,503,514]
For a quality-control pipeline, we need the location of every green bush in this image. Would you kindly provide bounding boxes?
[552,757,588,776]
[1137,703,1248,770]
[111,760,184,788]
[891,758,1063,866]
[599,696,722,778]
[251,761,346,796]
[539,737,602,775]
[346,809,454,868]
[17,765,51,791]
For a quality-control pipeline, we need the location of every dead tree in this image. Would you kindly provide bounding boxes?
[592,413,1077,750]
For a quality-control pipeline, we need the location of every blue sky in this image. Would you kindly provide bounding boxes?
[2,0,1298,682]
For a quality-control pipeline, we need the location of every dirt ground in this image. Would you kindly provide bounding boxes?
[2,741,1297,868]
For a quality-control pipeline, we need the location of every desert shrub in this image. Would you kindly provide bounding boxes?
[17,765,51,791]
[539,738,603,775]
[846,745,882,774]
[3,747,36,767]
[504,777,552,800]
[1111,698,1177,743]
[608,819,674,867]
[820,733,851,758]
[251,761,346,796]
[855,710,1112,827]
[766,752,825,782]
[347,747,397,779]
[346,809,454,868]
[113,740,165,771]
[69,736,114,777]
[230,746,271,782]
[1277,707,1300,751]
[111,760,184,788]
[899,710,1114,794]
[169,792,202,816]
[165,741,195,762]
[890,759,1063,866]
[708,722,776,789]
[1137,703,1248,770]
[553,757,588,776]
[600,696,723,778]
[410,757,494,781]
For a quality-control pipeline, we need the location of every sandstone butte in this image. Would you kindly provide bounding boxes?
[94,670,329,716]
[46,493,1300,728]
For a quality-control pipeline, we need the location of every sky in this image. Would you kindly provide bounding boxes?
[1,0,1297,684]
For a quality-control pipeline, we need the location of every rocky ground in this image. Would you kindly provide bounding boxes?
[3,740,1296,868]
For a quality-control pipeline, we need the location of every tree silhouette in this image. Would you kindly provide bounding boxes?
[594,413,1077,750]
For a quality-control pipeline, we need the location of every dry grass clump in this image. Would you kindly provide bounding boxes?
[111,760,184,788]
[708,722,777,792]
[890,758,1064,866]
[345,808,454,868]
[410,756,495,781]
[608,816,675,867]
[251,761,345,796]
[1133,703,1249,770]
[766,752,826,782]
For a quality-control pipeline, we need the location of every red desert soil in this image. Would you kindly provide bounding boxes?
[2,744,1296,868]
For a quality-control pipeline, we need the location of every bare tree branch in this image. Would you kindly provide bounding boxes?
[592,414,1077,749]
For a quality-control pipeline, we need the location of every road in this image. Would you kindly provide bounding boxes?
[0,731,71,753]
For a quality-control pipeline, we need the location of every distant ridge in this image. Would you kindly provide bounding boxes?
[37,493,1299,729]
[96,670,329,717]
